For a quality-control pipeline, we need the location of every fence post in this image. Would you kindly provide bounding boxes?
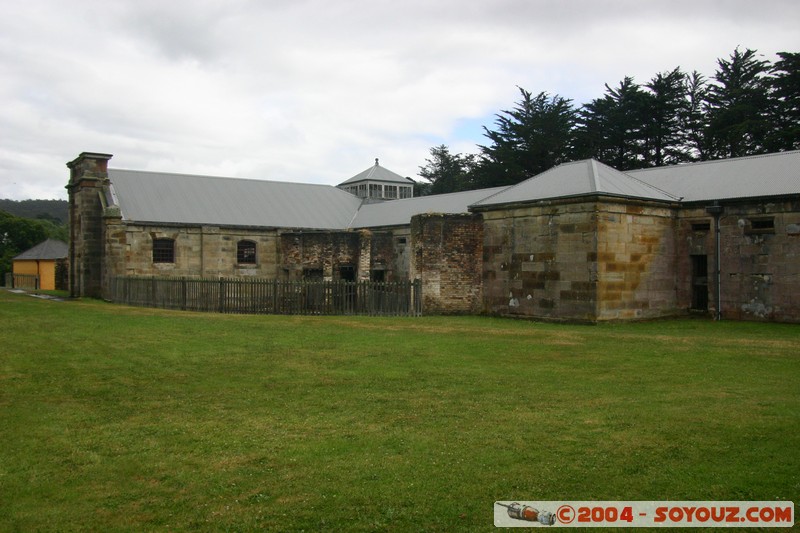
[181,277,187,311]
[218,277,225,313]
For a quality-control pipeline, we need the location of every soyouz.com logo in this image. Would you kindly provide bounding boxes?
[493,501,794,528]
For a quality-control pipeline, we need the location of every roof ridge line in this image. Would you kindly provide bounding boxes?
[628,150,800,175]
[346,198,366,229]
[589,159,601,193]
[620,169,684,201]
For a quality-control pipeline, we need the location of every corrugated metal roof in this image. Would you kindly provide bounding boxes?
[105,151,800,232]
[627,150,800,202]
[472,159,680,208]
[13,239,68,260]
[350,187,508,228]
[109,169,363,230]
[338,161,415,185]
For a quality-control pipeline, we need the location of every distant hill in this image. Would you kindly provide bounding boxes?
[0,199,68,224]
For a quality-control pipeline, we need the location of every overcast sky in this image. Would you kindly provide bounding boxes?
[1,0,798,200]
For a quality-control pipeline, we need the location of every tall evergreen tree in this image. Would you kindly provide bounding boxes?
[643,67,692,166]
[574,77,650,170]
[704,47,772,158]
[418,145,475,195]
[767,51,800,151]
[681,71,710,161]
[475,88,576,187]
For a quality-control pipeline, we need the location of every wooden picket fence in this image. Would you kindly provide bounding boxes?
[108,276,422,317]
[5,273,39,290]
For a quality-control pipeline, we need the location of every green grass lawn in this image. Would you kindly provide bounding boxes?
[1,290,798,531]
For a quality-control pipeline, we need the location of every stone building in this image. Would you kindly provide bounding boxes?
[67,150,800,322]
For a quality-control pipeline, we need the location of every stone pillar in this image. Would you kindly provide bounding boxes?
[357,230,372,281]
[66,152,112,298]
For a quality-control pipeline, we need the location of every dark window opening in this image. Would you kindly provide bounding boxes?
[397,237,407,245]
[152,238,175,263]
[237,240,257,264]
[748,218,775,233]
[371,270,385,282]
[339,265,356,282]
[690,255,708,311]
[303,268,323,281]
[691,221,711,232]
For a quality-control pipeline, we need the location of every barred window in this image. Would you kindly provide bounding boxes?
[152,238,175,263]
[237,240,257,264]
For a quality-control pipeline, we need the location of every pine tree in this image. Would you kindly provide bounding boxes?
[704,47,772,158]
[476,88,576,187]
[767,51,800,151]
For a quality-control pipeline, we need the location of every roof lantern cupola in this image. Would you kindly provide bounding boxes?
[337,159,414,201]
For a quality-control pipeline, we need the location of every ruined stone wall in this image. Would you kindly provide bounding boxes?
[596,202,679,321]
[410,213,484,314]
[369,231,395,281]
[678,200,800,323]
[279,231,360,280]
[480,201,598,322]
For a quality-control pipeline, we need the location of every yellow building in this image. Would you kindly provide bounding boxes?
[11,239,68,291]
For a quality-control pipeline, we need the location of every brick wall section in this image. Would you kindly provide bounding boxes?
[279,231,359,280]
[480,201,598,322]
[410,213,483,313]
[596,202,678,320]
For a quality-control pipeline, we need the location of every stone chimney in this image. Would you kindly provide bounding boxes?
[66,152,113,298]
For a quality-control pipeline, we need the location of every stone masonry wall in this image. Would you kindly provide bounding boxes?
[480,201,598,322]
[108,224,280,282]
[596,202,678,321]
[410,213,483,314]
[677,200,800,323]
[675,209,714,314]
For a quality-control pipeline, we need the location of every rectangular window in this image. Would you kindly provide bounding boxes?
[369,183,382,198]
[385,185,397,198]
[237,240,256,264]
[745,217,775,234]
[399,186,412,199]
[691,221,711,232]
[152,238,175,263]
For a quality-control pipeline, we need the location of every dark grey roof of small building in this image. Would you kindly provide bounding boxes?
[338,160,415,186]
[13,239,68,260]
[109,169,363,230]
[472,159,681,208]
[627,150,800,202]
[350,187,508,228]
